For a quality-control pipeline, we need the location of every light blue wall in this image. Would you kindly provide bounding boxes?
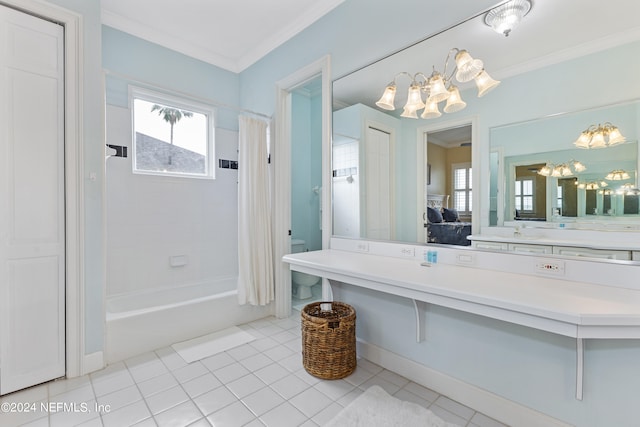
[102,27,240,131]
[291,90,322,251]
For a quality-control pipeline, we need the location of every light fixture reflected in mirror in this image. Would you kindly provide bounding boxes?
[375,48,500,119]
[576,181,607,190]
[538,160,586,177]
[573,122,626,149]
[484,0,532,37]
[605,169,631,181]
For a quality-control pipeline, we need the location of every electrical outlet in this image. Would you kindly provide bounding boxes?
[399,247,415,257]
[535,258,565,275]
[456,253,475,265]
[356,242,370,252]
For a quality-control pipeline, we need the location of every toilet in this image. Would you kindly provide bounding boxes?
[291,239,320,299]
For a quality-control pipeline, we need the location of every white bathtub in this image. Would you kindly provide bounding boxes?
[105,278,271,363]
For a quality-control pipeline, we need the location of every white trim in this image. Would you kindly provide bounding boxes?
[1,0,86,378]
[357,339,572,427]
[82,351,104,375]
[274,56,331,318]
[128,85,216,180]
[102,1,345,73]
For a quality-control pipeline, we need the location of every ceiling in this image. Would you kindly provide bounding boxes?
[101,0,346,73]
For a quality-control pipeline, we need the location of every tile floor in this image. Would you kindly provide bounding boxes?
[1,314,508,427]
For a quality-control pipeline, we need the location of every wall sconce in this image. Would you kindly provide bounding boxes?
[573,122,626,149]
[376,48,500,119]
[484,0,532,37]
[538,160,586,177]
[605,169,631,181]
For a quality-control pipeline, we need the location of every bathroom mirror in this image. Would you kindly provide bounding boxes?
[491,101,640,227]
[331,0,640,246]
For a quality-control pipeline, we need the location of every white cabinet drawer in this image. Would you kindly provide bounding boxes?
[633,251,640,261]
[552,246,631,260]
[508,243,553,254]
[472,241,508,251]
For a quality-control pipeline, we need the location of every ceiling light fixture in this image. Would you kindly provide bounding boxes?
[573,122,626,149]
[484,0,532,37]
[375,48,500,119]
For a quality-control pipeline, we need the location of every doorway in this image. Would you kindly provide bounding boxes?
[274,57,331,318]
[0,4,65,394]
[418,119,477,245]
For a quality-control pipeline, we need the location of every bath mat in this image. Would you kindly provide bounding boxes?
[325,385,460,427]
[172,326,255,363]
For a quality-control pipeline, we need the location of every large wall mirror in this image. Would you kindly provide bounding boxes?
[491,101,640,228]
[331,0,640,249]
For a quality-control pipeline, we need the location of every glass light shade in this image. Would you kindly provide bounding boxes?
[403,84,425,111]
[420,100,442,119]
[400,106,419,119]
[551,167,562,178]
[454,50,484,83]
[484,0,532,37]
[589,131,606,148]
[376,84,397,110]
[607,127,626,146]
[577,182,586,189]
[474,70,501,97]
[585,182,599,190]
[426,74,450,103]
[443,86,466,113]
[573,131,592,149]
[599,181,608,187]
[538,165,552,176]
[572,161,586,172]
[561,165,573,177]
[606,170,630,180]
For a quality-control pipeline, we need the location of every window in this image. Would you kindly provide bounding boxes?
[556,184,563,214]
[453,163,472,214]
[515,179,534,212]
[131,87,215,178]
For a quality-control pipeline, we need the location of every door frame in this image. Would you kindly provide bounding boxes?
[2,0,86,378]
[416,116,479,239]
[274,56,331,318]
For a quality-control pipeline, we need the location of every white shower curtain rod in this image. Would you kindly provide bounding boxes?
[103,68,272,120]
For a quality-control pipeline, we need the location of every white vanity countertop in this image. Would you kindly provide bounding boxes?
[468,233,640,251]
[283,249,640,334]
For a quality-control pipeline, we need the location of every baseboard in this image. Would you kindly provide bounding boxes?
[82,351,104,376]
[357,339,573,427]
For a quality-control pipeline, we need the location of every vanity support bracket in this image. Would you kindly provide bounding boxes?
[576,338,584,400]
[413,299,427,343]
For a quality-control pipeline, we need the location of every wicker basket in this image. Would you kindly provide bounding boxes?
[301,301,356,379]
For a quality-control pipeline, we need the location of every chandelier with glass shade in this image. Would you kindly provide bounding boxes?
[375,48,500,119]
[537,160,586,177]
[573,123,626,149]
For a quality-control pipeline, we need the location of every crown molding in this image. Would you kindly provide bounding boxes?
[101,0,345,73]
[496,26,640,80]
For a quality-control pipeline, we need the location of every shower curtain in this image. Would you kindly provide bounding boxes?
[237,115,274,306]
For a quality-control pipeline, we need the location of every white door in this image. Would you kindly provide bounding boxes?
[0,5,65,395]
[364,127,393,240]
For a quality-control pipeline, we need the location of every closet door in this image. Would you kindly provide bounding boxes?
[0,5,65,395]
